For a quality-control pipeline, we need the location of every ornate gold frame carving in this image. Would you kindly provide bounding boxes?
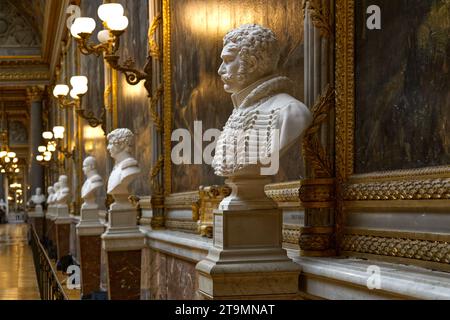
[162,0,172,197]
[335,0,450,266]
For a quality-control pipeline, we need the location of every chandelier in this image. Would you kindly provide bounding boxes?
[0,102,19,175]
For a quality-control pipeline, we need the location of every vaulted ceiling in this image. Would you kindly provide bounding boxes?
[0,0,69,87]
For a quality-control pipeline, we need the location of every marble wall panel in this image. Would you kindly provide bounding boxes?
[170,0,305,193]
[355,0,450,173]
[116,0,152,196]
[148,248,198,300]
[80,0,108,209]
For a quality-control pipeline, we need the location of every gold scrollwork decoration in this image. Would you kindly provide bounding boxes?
[302,85,334,179]
[104,84,112,111]
[150,85,163,131]
[303,0,334,39]
[148,13,162,59]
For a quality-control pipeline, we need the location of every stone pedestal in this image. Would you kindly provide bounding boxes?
[102,202,145,300]
[55,205,72,261]
[45,207,57,258]
[76,208,105,297]
[28,206,44,241]
[195,177,301,299]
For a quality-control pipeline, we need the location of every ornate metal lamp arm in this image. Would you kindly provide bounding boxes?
[75,107,106,133]
[57,145,75,159]
[76,33,111,56]
[57,96,78,109]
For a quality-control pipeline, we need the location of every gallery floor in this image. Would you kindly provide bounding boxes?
[0,224,40,300]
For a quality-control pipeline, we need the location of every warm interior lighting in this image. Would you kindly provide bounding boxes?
[14,169,19,173]
[38,146,46,153]
[43,131,53,140]
[71,17,96,37]
[47,143,56,152]
[182,2,256,37]
[97,29,112,43]
[70,76,88,95]
[53,85,70,98]
[107,15,129,31]
[36,155,44,162]
[7,152,16,158]
[98,3,125,22]
[53,126,65,139]
[4,157,10,163]
[0,151,6,158]
[43,151,52,157]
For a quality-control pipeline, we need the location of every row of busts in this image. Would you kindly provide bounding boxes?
[31,128,141,218]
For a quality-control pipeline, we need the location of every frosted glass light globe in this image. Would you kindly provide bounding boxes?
[53,126,65,139]
[73,17,96,35]
[42,131,53,140]
[7,152,16,158]
[107,15,129,31]
[0,151,6,158]
[98,3,124,22]
[36,155,44,162]
[97,29,111,43]
[38,146,46,153]
[53,85,70,97]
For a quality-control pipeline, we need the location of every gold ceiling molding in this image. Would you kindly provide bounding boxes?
[350,165,450,182]
[0,60,45,66]
[0,71,49,81]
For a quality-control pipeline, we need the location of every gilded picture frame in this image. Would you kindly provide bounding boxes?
[335,0,450,271]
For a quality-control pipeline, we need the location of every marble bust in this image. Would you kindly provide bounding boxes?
[47,186,55,205]
[81,156,103,210]
[52,183,60,204]
[106,128,140,206]
[212,24,312,177]
[56,175,70,205]
[30,187,46,206]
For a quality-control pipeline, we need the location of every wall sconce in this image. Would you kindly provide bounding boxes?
[53,76,105,133]
[40,128,75,160]
[71,3,154,97]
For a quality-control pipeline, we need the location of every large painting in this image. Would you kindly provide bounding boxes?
[170,0,305,193]
[354,0,450,173]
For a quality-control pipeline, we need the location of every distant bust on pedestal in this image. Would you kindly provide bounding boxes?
[81,156,103,210]
[106,128,140,207]
[56,175,70,206]
[31,187,46,205]
[212,24,312,178]
[47,186,55,205]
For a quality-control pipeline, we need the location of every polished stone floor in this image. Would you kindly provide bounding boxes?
[0,223,40,300]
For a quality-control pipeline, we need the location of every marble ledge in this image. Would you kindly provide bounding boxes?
[139,226,211,263]
[289,253,450,300]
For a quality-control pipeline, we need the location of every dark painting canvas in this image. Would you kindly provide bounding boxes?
[355,0,450,173]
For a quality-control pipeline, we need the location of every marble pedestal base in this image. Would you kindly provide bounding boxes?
[55,205,72,261]
[102,206,145,300]
[28,207,44,241]
[196,207,301,299]
[76,208,105,297]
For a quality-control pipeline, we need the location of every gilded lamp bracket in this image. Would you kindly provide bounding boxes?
[71,3,159,98]
[53,77,106,133]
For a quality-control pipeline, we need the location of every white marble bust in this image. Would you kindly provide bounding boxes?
[47,186,55,205]
[212,24,312,177]
[56,175,70,205]
[51,183,60,204]
[81,156,103,210]
[106,128,141,200]
[30,187,46,206]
